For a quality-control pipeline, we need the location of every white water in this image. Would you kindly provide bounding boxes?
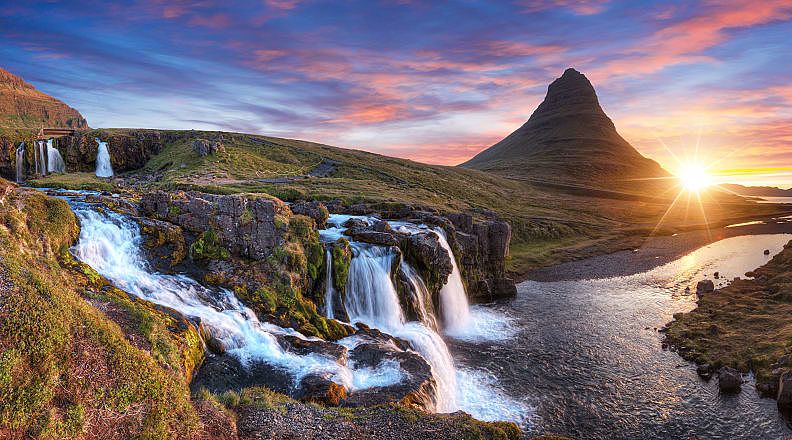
[434,228,471,330]
[95,138,114,177]
[324,249,335,319]
[35,140,47,176]
[46,139,66,174]
[401,262,439,331]
[69,203,403,392]
[15,143,25,182]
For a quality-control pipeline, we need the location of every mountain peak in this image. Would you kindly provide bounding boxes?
[0,66,89,130]
[460,68,667,186]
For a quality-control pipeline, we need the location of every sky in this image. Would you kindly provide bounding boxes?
[1,0,791,188]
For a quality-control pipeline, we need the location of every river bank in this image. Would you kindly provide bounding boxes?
[526,213,792,281]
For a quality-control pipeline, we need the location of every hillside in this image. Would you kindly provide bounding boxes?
[720,183,792,197]
[0,67,88,130]
[26,128,786,278]
[461,68,667,190]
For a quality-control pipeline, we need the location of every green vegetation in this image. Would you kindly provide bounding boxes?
[28,172,117,192]
[331,238,352,293]
[665,241,792,387]
[0,179,201,438]
[190,229,231,260]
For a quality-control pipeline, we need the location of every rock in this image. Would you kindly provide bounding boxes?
[718,367,742,392]
[206,336,227,355]
[192,138,224,156]
[137,217,187,269]
[140,190,289,260]
[765,249,771,255]
[696,364,713,380]
[290,201,329,228]
[708,324,719,335]
[696,279,715,294]
[777,371,792,407]
[297,374,347,406]
[344,334,437,411]
[714,271,719,279]
[399,232,453,293]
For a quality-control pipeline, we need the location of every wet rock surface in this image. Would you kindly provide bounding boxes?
[140,190,289,260]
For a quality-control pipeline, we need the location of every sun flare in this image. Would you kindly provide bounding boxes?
[678,164,712,192]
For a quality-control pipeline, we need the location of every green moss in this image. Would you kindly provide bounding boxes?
[239,208,254,225]
[190,229,231,260]
[331,238,352,293]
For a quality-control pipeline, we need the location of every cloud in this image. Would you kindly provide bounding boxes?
[519,0,610,15]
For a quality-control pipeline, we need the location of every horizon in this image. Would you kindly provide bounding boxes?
[2,1,792,188]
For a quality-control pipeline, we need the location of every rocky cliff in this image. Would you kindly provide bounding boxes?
[0,67,88,130]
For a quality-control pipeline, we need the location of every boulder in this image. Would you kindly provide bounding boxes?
[297,374,347,406]
[140,190,289,260]
[718,367,742,392]
[192,138,224,156]
[765,249,771,255]
[399,232,453,293]
[696,279,715,294]
[290,201,329,228]
[696,364,713,380]
[777,371,792,408]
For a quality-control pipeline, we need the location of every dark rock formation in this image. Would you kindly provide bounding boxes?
[778,371,792,408]
[445,213,516,301]
[56,129,179,174]
[291,201,330,228]
[138,217,188,270]
[718,367,742,392]
[192,137,224,156]
[399,232,453,294]
[696,279,715,294]
[140,190,289,260]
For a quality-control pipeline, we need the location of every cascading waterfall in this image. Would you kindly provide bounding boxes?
[401,262,439,331]
[46,139,66,174]
[344,243,458,412]
[68,200,403,392]
[324,214,530,424]
[15,142,25,182]
[35,140,47,176]
[434,228,471,333]
[324,249,335,319]
[95,138,114,177]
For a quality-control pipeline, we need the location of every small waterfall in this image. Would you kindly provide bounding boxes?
[435,228,471,332]
[68,202,403,392]
[401,262,439,331]
[15,142,25,182]
[46,139,66,174]
[95,138,114,177]
[35,140,47,176]
[344,243,458,412]
[324,249,335,319]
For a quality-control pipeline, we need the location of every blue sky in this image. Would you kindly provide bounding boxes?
[2,0,791,187]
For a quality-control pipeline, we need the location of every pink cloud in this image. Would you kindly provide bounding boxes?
[519,0,610,15]
[188,13,231,29]
[588,0,792,81]
[264,0,302,10]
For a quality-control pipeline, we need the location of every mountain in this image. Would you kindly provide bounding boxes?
[720,183,792,197]
[460,68,667,188]
[0,67,88,130]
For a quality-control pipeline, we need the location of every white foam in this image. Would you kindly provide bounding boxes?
[456,368,533,426]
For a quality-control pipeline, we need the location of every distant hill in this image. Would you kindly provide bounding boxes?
[0,67,88,130]
[460,68,667,189]
[720,183,792,197]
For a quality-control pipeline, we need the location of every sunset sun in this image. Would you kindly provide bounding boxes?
[678,163,712,192]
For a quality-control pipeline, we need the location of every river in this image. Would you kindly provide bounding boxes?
[450,233,792,439]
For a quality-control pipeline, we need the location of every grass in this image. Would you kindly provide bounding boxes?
[665,240,792,387]
[0,178,201,438]
[28,172,117,192]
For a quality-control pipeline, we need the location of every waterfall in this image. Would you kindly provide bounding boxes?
[46,139,66,174]
[344,243,458,412]
[324,249,335,319]
[401,262,439,331]
[434,228,471,332]
[95,138,114,177]
[68,201,403,392]
[15,143,25,182]
[35,140,47,176]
